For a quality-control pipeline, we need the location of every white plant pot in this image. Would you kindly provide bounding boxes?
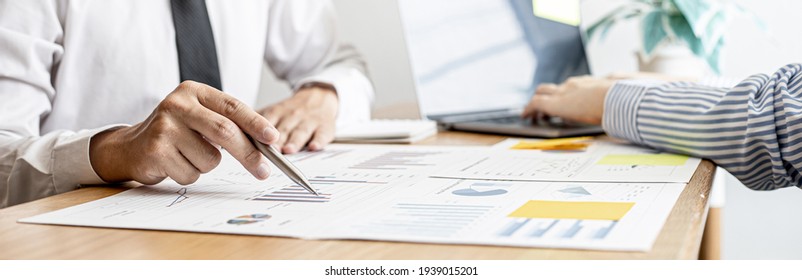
[637,44,709,77]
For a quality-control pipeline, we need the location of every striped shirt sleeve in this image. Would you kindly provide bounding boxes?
[602,63,802,191]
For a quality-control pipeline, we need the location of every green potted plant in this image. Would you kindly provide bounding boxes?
[586,0,762,76]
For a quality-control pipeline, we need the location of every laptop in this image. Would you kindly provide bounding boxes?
[397,0,604,138]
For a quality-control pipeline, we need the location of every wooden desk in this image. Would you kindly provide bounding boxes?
[0,131,715,259]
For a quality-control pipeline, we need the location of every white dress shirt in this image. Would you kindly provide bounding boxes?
[0,0,375,208]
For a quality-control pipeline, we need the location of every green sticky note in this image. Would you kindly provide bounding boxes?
[597,154,689,166]
[532,0,580,26]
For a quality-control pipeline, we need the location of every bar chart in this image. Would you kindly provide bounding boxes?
[497,218,618,240]
[352,203,495,237]
[252,185,331,203]
[497,200,631,241]
[350,151,443,170]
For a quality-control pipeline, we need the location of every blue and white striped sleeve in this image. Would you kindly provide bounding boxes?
[602,63,802,191]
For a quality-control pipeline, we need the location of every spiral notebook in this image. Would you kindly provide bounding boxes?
[334,119,438,144]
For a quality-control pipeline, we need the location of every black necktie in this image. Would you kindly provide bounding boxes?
[170,0,222,90]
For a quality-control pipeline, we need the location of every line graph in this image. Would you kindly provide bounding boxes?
[166,187,188,207]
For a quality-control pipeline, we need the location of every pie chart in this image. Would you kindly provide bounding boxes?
[452,188,508,197]
[227,213,272,225]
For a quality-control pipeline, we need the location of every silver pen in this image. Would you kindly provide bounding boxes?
[246,135,318,196]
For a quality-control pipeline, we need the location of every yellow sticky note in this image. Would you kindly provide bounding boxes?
[532,0,581,26]
[510,136,592,150]
[597,154,689,166]
[509,200,634,221]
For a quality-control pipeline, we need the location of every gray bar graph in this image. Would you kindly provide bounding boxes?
[562,220,583,238]
[499,219,530,237]
[360,203,492,237]
[593,221,617,239]
[530,220,558,238]
[253,186,330,203]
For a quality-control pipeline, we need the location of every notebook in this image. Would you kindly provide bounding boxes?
[334,119,438,144]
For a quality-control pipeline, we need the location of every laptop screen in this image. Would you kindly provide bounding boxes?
[398,0,590,117]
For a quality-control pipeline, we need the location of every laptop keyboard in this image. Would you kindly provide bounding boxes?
[481,116,527,124]
[475,116,576,128]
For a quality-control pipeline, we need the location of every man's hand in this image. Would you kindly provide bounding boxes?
[89,81,280,185]
[258,84,338,154]
[521,76,614,125]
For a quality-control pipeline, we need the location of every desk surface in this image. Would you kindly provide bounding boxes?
[0,131,715,259]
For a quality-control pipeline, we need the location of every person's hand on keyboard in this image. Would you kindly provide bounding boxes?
[521,76,614,125]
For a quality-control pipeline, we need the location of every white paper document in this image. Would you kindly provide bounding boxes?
[332,179,685,251]
[434,139,701,183]
[20,143,688,251]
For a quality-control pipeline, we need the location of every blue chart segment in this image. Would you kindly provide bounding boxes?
[499,218,529,236]
[354,203,494,237]
[253,185,330,203]
[452,188,507,196]
[552,185,593,200]
[559,186,591,195]
[452,182,511,197]
[350,151,442,170]
[498,219,618,240]
[530,220,558,238]
[562,221,583,238]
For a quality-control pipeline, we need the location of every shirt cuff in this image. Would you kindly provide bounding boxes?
[602,81,653,145]
[293,67,375,126]
[52,124,129,192]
